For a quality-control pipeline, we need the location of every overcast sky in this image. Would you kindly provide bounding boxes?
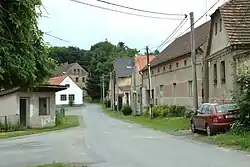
[39,0,227,52]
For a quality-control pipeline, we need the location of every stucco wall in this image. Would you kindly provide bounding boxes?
[142,54,203,107]
[17,92,56,128]
[0,93,19,125]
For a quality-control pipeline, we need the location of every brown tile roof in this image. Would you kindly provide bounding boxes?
[219,0,250,45]
[143,21,210,70]
[48,76,67,85]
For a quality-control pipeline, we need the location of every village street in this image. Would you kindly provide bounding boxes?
[0,104,250,167]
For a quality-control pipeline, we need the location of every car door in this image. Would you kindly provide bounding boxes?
[194,104,204,130]
[201,105,213,130]
[197,104,207,130]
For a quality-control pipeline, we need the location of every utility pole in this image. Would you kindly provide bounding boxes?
[190,12,198,112]
[146,46,153,119]
[102,74,105,104]
[110,72,114,110]
[132,60,137,116]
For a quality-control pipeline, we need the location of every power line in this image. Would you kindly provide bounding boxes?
[96,0,185,16]
[69,0,183,20]
[43,32,70,43]
[156,16,188,52]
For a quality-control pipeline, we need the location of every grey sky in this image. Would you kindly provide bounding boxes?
[39,0,226,52]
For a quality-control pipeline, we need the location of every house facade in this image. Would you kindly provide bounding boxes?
[205,0,250,103]
[48,75,83,106]
[130,55,155,114]
[53,62,88,97]
[0,85,66,128]
[141,21,210,108]
[109,57,134,110]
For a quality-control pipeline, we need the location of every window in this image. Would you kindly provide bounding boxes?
[201,105,208,114]
[138,94,141,103]
[205,106,213,114]
[159,85,164,91]
[74,69,76,72]
[39,97,50,115]
[214,63,217,85]
[68,94,75,101]
[60,94,67,101]
[151,70,154,75]
[220,61,226,84]
[158,68,160,73]
[65,84,70,88]
[159,85,164,97]
[77,69,80,73]
[173,83,176,97]
[188,80,193,97]
[176,62,179,68]
[145,72,148,76]
[215,22,218,35]
[76,77,79,83]
[82,77,85,82]
[163,66,166,71]
[184,60,187,66]
[169,64,172,70]
[219,19,222,32]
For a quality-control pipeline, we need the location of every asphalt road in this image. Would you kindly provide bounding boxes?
[0,104,250,167]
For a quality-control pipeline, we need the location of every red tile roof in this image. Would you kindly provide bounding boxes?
[48,75,67,85]
[135,55,155,72]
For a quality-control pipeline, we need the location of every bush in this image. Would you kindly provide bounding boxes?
[104,100,111,108]
[0,122,24,132]
[121,105,133,116]
[184,108,195,118]
[85,96,92,103]
[56,113,64,126]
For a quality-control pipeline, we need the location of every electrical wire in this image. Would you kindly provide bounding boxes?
[69,0,183,20]
[43,32,70,43]
[96,0,185,16]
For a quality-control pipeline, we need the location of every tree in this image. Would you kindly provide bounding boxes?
[0,0,55,88]
[145,50,160,55]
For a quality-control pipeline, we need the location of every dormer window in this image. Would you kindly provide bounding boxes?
[219,19,222,32]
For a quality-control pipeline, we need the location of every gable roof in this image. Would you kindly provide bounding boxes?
[135,55,155,72]
[218,0,250,45]
[144,21,210,70]
[113,57,134,78]
[53,62,88,76]
[48,76,67,85]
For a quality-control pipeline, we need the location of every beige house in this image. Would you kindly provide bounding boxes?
[204,0,250,103]
[141,21,210,108]
[53,62,88,97]
[0,85,66,128]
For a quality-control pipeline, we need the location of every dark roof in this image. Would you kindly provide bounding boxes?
[0,85,67,97]
[113,57,134,78]
[53,62,87,76]
[219,0,250,45]
[145,21,210,70]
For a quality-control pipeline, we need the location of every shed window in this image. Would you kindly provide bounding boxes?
[163,66,166,71]
[184,60,187,66]
[39,97,50,115]
[176,62,179,68]
[60,94,67,101]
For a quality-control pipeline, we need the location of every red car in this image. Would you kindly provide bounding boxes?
[190,103,239,136]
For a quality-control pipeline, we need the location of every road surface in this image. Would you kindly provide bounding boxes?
[0,104,249,167]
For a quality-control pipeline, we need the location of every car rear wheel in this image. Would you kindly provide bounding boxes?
[206,125,215,136]
[190,121,197,133]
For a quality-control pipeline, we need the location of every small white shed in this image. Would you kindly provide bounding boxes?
[48,75,83,106]
[0,85,67,128]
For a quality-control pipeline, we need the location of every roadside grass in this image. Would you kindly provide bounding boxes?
[195,131,250,152]
[0,115,79,139]
[102,105,189,132]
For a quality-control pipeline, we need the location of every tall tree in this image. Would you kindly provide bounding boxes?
[0,0,55,88]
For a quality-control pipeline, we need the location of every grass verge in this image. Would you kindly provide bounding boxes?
[102,105,189,132]
[0,115,79,139]
[195,131,250,152]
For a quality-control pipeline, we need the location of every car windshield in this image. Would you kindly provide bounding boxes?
[215,104,239,113]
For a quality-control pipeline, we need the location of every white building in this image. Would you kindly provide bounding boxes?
[48,75,83,106]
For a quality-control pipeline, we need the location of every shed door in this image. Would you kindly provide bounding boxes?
[20,98,27,126]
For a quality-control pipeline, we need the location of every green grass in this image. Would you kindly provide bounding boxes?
[34,164,70,167]
[0,115,79,139]
[195,131,250,152]
[102,105,189,132]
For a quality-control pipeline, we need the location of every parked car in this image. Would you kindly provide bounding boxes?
[190,103,239,136]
